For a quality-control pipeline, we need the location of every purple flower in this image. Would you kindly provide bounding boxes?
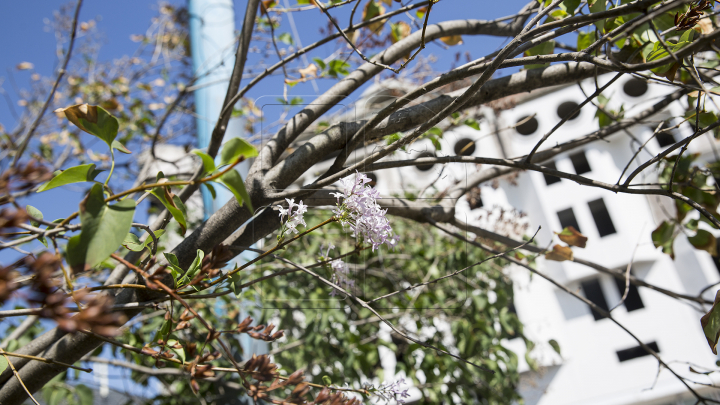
[332,172,399,251]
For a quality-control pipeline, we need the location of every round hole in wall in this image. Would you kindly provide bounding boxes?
[623,78,648,97]
[454,138,476,156]
[516,116,539,136]
[415,151,436,171]
[557,101,581,120]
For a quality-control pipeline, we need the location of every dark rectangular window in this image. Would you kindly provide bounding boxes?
[613,273,644,312]
[588,198,617,237]
[581,278,610,321]
[713,239,720,275]
[655,130,676,148]
[557,208,581,233]
[616,341,659,362]
[570,151,591,174]
[543,161,562,185]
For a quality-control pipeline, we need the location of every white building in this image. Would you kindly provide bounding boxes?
[298,73,720,404]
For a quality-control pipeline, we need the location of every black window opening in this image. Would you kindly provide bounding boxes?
[516,116,539,136]
[364,172,378,187]
[616,341,659,362]
[613,272,644,312]
[543,161,562,186]
[454,138,476,156]
[653,123,677,148]
[557,208,581,233]
[588,198,617,237]
[415,151,436,171]
[557,101,581,121]
[569,151,591,175]
[581,278,610,321]
[712,238,720,275]
[623,78,648,97]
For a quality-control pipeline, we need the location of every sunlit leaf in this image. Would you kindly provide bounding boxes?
[112,140,131,154]
[701,290,720,354]
[218,170,254,213]
[219,137,258,167]
[37,164,103,192]
[557,226,587,248]
[544,244,574,261]
[549,339,562,356]
[651,220,675,259]
[150,187,188,235]
[192,149,216,174]
[54,104,119,149]
[688,229,717,256]
[66,184,136,271]
[440,35,463,46]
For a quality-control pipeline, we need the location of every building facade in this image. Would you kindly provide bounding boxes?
[300,73,720,404]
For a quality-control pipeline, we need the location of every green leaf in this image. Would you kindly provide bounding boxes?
[549,339,561,356]
[0,355,7,374]
[123,233,143,251]
[150,188,188,235]
[577,31,596,52]
[37,164,103,192]
[524,41,555,69]
[328,59,351,77]
[154,318,173,344]
[26,205,43,226]
[66,184,136,271]
[464,119,480,131]
[219,137,258,167]
[112,140,131,154]
[651,220,676,259]
[192,149,216,174]
[688,229,717,256]
[322,375,333,385]
[702,291,720,354]
[561,0,581,14]
[183,249,205,286]
[48,388,64,405]
[75,384,94,405]
[202,182,217,199]
[166,339,186,364]
[277,32,294,45]
[218,170,254,213]
[123,229,165,252]
[26,205,46,246]
[589,0,606,30]
[57,104,119,149]
[312,57,326,70]
[228,270,243,298]
[164,252,183,287]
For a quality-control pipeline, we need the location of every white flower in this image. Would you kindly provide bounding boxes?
[323,244,354,297]
[279,198,307,236]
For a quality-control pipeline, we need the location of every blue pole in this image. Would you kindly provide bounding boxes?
[188,0,266,368]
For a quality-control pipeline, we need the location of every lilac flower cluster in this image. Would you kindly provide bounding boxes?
[364,378,411,404]
[320,244,354,297]
[278,198,307,238]
[331,172,399,251]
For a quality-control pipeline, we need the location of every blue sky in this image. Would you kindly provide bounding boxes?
[0,0,530,235]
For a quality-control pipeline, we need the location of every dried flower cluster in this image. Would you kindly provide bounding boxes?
[331,172,399,251]
[675,0,717,30]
